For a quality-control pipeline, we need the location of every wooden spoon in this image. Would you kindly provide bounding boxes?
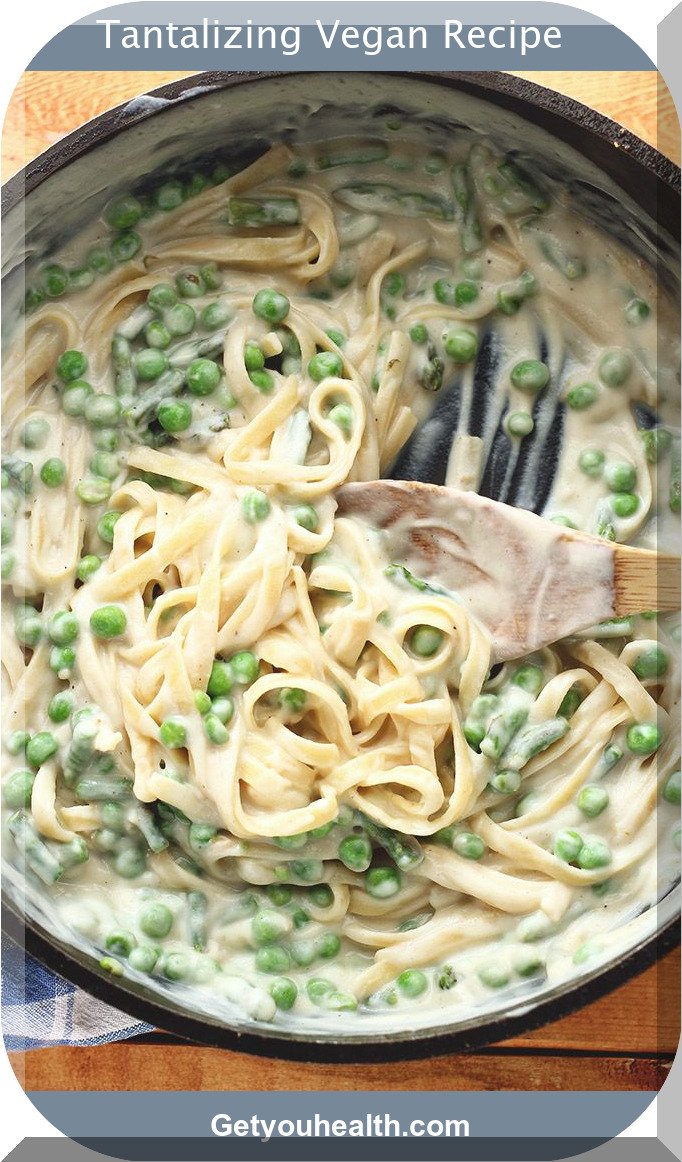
[336,480,680,662]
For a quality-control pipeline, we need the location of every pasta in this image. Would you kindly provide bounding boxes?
[2,129,679,1028]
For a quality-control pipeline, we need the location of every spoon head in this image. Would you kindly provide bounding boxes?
[336,480,617,662]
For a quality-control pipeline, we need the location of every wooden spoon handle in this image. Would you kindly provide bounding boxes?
[613,546,681,614]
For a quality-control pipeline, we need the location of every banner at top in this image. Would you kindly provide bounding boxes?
[31,1,655,70]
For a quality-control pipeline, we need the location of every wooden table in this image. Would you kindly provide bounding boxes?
[5,70,680,1093]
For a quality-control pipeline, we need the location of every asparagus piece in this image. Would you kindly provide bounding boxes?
[358,813,424,871]
[451,162,483,254]
[187,889,209,951]
[133,805,169,853]
[499,717,570,772]
[463,693,500,751]
[227,196,300,227]
[333,183,452,220]
[63,716,99,787]
[8,812,64,884]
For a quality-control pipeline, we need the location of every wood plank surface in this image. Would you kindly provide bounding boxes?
[2,70,679,181]
[3,70,680,1094]
[9,1045,671,1093]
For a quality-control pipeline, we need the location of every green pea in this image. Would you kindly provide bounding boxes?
[26,732,58,768]
[242,490,271,524]
[599,349,633,387]
[187,692,210,720]
[56,350,88,383]
[270,977,297,1010]
[274,834,308,851]
[510,359,550,394]
[577,448,605,479]
[163,302,196,337]
[632,645,668,681]
[252,909,289,947]
[308,352,344,381]
[252,288,290,324]
[163,953,188,981]
[207,660,233,698]
[244,341,265,372]
[325,991,357,1012]
[201,300,232,330]
[5,731,30,756]
[316,932,341,960]
[139,903,173,939]
[338,833,372,872]
[110,231,142,263]
[505,411,534,438]
[197,690,225,724]
[48,611,79,645]
[249,369,274,393]
[199,262,222,290]
[397,969,428,998]
[278,688,306,715]
[624,296,650,325]
[553,829,584,862]
[307,977,335,1005]
[452,831,485,860]
[155,180,185,211]
[129,945,159,973]
[266,884,293,907]
[144,320,172,350]
[293,504,318,532]
[409,323,429,345]
[15,608,42,648]
[113,845,147,879]
[291,908,310,929]
[41,264,69,298]
[626,722,662,755]
[604,461,636,493]
[157,399,192,433]
[327,404,353,435]
[40,458,67,488]
[175,270,204,298]
[612,493,640,519]
[383,271,405,297]
[189,822,218,850]
[134,348,168,382]
[325,329,346,350]
[566,382,598,410]
[309,884,334,908]
[105,930,137,958]
[86,247,114,275]
[186,358,221,397]
[205,712,230,745]
[410,625,443,658]
[291,859,324,883]
[49,646,76,674]
[86,394,122,430]
[48,692,73,724]
[96,510,122,544]
[90,604,127,639]
[99,957,124,976]
[61,380,93,416]
[105,195,143,230]
[576,838,612,870]
[159,717,187,749]
[577,785,609,818]
[478,963,510,989]
[1,550,14,579]
[68,266,96,292]
[640,428,672,464]
[100,802,125,831]
[290,938,316,967]
[230,651,260,685]
[3,769,36,809]
[444,328,478,363]
[365,866,401,898]
[20,417,50,450]
[76,554,102,583]
[662,770,681,805]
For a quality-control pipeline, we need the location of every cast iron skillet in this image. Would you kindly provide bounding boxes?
[2,71,680,1062]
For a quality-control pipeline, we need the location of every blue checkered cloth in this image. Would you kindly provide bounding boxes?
[2,935,154,1050]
